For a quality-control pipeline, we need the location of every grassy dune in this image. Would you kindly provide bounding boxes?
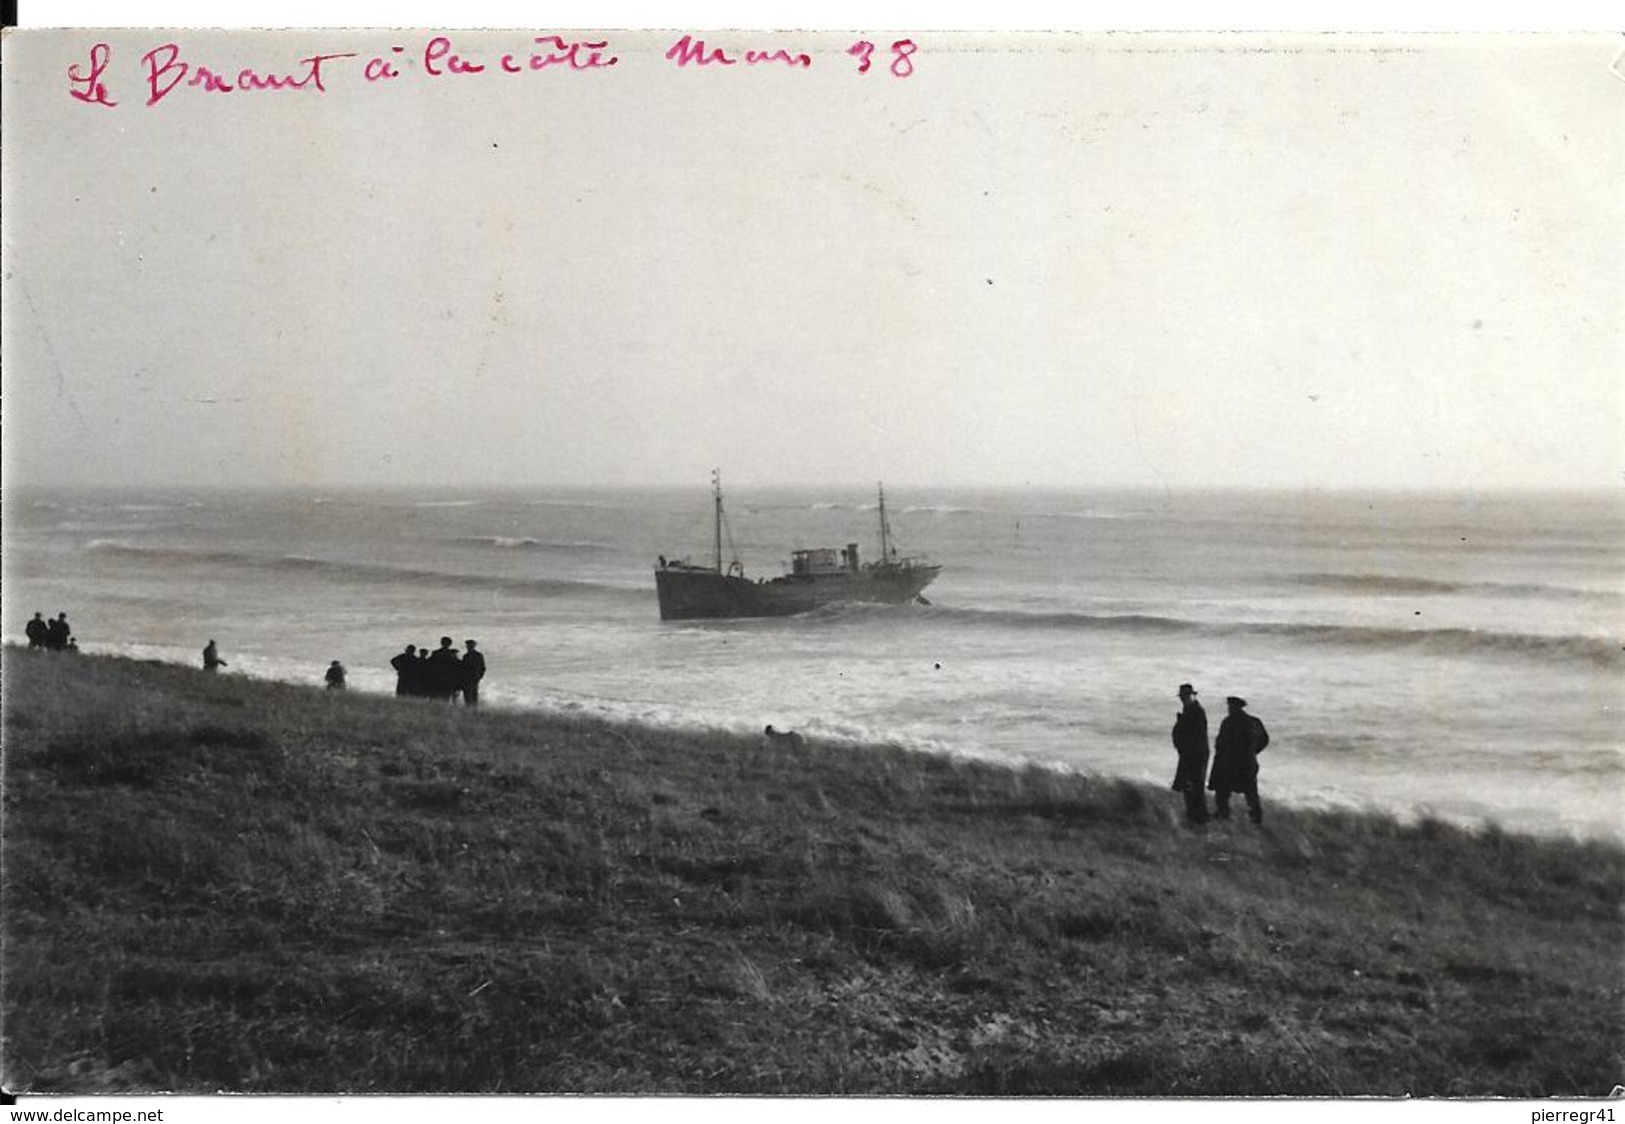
[3,648,1621,1095]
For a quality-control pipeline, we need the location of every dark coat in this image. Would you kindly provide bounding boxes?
[1171,701,1209,791]
[461,650,486,684]
[426,648,461,697]
[390,651,417,693]
[1209,712,1269,791]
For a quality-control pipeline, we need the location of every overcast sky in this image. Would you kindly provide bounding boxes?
[3,28,1619,490]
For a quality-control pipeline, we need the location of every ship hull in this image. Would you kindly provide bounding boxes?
[655,563,940,621]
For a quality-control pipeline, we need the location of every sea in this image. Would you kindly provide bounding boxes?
[4,486,1621,842]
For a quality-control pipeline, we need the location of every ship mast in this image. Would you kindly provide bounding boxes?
[712,468,724,573]
[878,482,893,562]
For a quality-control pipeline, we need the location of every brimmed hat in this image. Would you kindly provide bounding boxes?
[1178,683,1197,695]
[1226,696,1247,708]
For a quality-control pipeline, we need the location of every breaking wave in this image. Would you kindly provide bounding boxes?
[926,605,1620,667]
[1034,509,1128,522]
[83,540,636,600]
[87,539,246,565]
[453,536,613,553]
[1294,571,1619,602]
[900,504,977,517]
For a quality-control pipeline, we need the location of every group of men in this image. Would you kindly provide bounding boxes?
[198,638,481,706]
[391,637,487,706]
[24,612,76,652]
[1171,683,1270,825]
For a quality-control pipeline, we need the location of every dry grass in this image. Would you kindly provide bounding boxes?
[3,647,1621,1094]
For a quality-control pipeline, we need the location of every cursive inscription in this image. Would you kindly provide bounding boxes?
[140,43,357,106]
[502,36,620,73]
[67,34,915,110]
[68,42,118,107]
[664,35,812,69]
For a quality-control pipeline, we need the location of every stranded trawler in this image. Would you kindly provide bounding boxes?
[654,473,941,620]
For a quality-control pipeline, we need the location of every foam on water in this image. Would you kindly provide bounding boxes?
[6,485,1621,840]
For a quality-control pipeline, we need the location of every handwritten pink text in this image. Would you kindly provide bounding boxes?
[67,34,916,110]
[848,39,919,78]
[68,42,118,107]
[507,36,620,73]
[665,35,812,69]
[140,43,357,106]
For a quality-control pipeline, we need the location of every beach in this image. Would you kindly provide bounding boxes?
[4,648,1620,1094]
[7,485,1621,842]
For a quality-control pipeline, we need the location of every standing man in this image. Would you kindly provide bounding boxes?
[415,646,433,696]
[426,636,461,702]
[46,613,72,651]
[25,612,49,649]
[1171,683,1210,824]
[460,639,486,708]
[1209,696,1270,824]
[325,660,347,690]
[391,644,418,696]
[202,639,226,672]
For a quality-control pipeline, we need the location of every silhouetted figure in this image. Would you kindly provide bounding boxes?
[414,648,432,696]
[1171,683,1210,824]
[391,644,418,696]
[461,639,486,707]
[1209,696,1269,825]
[203,639,226,672]
[426,636,461,701]
[46,613,72,651]
[325,660,347,690]
[26,612,49,649]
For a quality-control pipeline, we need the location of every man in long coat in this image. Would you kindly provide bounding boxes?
[46,613,72,651]
[1209,696,1269,824]
[460,639,486,708]
[426,636,461,702]
[1171,683,1210,823]
[391,644,418,696]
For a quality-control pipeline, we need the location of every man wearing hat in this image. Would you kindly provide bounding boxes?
[460,639,486,708]
[426,636,462,701]
[1209,695,1270,824]
[1170,683,1210,823]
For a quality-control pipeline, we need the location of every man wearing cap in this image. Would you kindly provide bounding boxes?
[391,644,418,696]
[1209,696,1270,824]
[1171,683,1210,823]
[426,636,461,702]
[460,639,486,708]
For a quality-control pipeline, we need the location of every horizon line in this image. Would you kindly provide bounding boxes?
[3,480,1619,496]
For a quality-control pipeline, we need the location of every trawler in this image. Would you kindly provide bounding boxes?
[654,473,940,620]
